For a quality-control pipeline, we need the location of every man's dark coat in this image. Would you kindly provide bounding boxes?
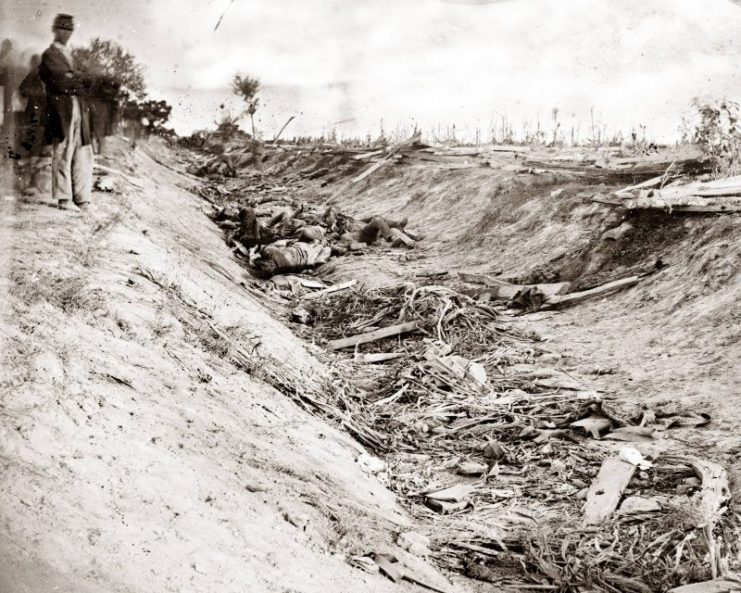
[38,43,91,146]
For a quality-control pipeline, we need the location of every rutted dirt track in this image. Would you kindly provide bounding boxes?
[2,137,741,592]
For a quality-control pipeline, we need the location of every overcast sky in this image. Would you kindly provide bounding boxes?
[3,0,741,140]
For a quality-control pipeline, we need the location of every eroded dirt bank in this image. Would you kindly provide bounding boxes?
[0,140,456,593]
[178,139,741,591]
[3,137,741,593]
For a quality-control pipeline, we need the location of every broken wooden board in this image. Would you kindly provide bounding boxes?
[94,163,145,188]
[583,456,637,525]
[635,174,741,202]
[668,575,741,593]
[497,282,571,300]
[661,203,741,213]
[374,555,403,582]
[697,186,741,197]
[603,426,655,442]
[303,279,357,301]
[534,377,586,391]
[351,160,387,183]
[570,415,612,439]
[298,278,326,289]
[614,175,670,199]
[355,352,405,364]
[592,193,625,206]
[457,272,511,287]
[353,149,384,161]
[546,276,640,308]
[328,321,419,350]
[457,272,571,299]
[625,196,741,211]
[424,483,474,502]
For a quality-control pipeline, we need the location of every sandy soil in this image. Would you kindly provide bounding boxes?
[0,140,456,593]
[4,137,740,593]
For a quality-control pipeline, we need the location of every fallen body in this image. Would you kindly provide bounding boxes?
[215,202,417,277]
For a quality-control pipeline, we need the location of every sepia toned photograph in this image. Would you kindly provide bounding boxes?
[1,1,741,592]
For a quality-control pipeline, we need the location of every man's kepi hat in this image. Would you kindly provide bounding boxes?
[53,14,75,31]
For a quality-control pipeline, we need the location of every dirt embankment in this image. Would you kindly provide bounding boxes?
[313,158,741,420]
[0,140,456,593]
[183,141,741,590]
[4,137,741,593]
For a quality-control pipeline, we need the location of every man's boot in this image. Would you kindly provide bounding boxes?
[58,200,81,212]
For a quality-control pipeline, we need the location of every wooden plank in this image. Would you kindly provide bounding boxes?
[668,576,741,593]
[353,149,384,161]
[303,280,357,301]
[94,163,144,188]
[546,276,640,308]
[352,160,387,183]
[328,321,419,350]
[697,186,741,197]
[457,272,512,287]
[592,194,625,206]
[431,149,480,157]
[496,282,571,300]
[458,273,570,299]
[614,175,666,198]
[625,197,741,212]
[583,456,637,525]
[355,352,405,364]
[298,278,325,289]
[669,203,741,213]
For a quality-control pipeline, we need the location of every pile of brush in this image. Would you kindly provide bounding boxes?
[291,281,740,592]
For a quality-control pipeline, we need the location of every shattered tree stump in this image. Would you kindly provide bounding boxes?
[688,457,731,579]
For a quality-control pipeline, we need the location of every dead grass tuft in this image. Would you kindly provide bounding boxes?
[9,270,104,313]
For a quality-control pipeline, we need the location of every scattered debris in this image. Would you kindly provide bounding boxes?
[397,532,431,557]
[619,495,664,515]
[303,279,358,301]
[178,138,737,592]
[619,446,653,470]
[94,176,116,192]
[603,171,741,213]
[357,452,386,475]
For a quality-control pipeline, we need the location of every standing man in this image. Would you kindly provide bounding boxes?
[38,14,93,211]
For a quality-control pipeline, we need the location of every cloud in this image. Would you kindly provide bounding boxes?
[4,0,741,138]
